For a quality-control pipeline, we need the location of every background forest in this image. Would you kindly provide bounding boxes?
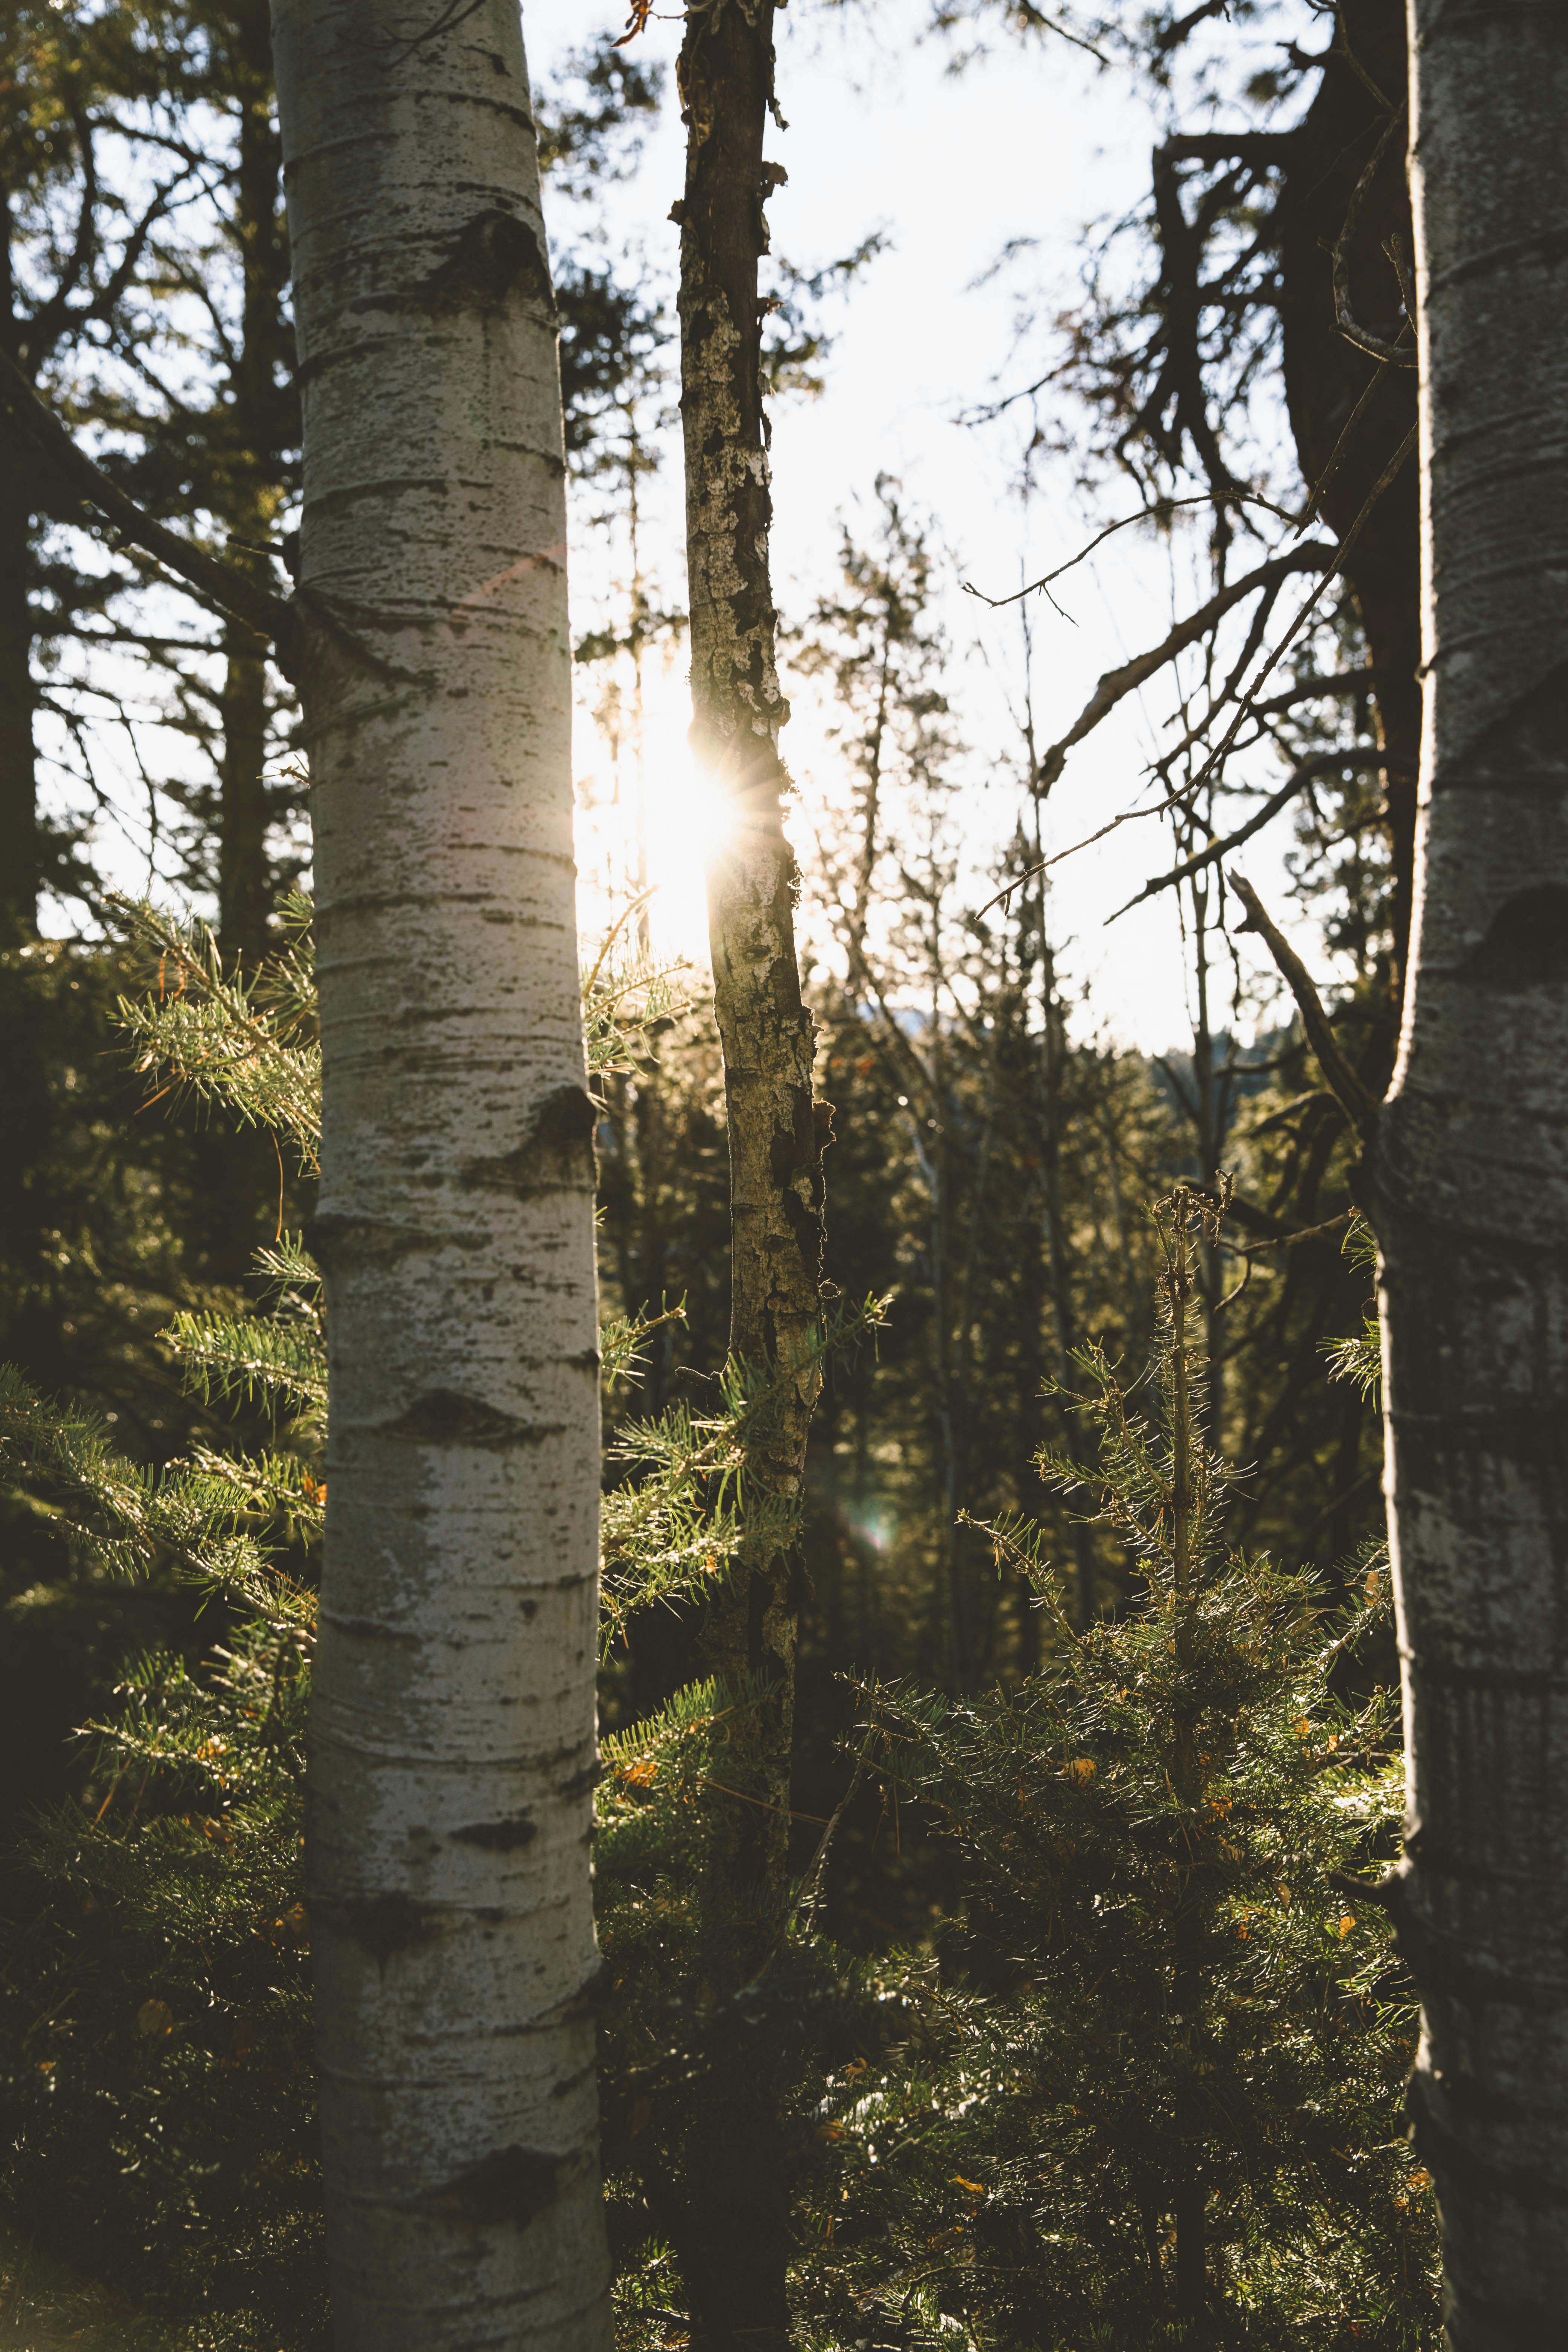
[0,0,1439,2346]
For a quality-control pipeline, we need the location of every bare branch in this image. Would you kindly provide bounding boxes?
[1113,745,1388,918]
[1034,541,1334,790]
[0,348,294,655]
[1183,424,1417,799]
[962,489,1294,612]
[1228,871,1380,1140]
[1332,106,1416,369]
[1238,1210,1354,1260]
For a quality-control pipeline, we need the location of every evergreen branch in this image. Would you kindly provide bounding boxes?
[164,1308,328,1413]
[112,897,322,1167]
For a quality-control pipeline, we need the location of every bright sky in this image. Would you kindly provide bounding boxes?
[38,0,1327,1059]
[530,0,1326,1054]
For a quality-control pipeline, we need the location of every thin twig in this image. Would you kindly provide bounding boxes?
[1228,873,1379,1141]
[1238,1210,1354,1258]
[795,1721,880,1937]
[0,346,293,647]
[961,491,1292,612]
[1111,746,1388,921]
[1033,543,1335,793]
[1332,107,1416,369]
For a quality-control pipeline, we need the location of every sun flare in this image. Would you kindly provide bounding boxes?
[574,656,746,970]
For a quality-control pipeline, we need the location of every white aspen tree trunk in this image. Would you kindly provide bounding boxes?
[1378,3,1568,2339]
[269,7,612,2346]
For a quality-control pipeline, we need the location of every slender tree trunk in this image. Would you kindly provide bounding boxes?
[217,614,272,962]
[218,0,294,960]
[922,1026,968,1687]
[1377,2,1568,2339]
[0,183,52,1379]
[1165,1202,1209,2325]
[0,193,36,945]
[271,6,610,2346]
[674,0,826,2338]
[1035,910,1098,1632]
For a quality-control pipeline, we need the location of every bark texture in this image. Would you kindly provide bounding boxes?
[672,0,826,2340]
[270,5,611,2346]
[1377,2,1568,2340]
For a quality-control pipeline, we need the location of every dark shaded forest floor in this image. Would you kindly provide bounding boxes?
[0,2209,176,2351]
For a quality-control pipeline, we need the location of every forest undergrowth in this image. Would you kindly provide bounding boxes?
[0,910,1437,2350]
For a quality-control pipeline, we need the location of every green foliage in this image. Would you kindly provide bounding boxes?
[793,1193,1437,2349]
[603,1294,887,1652]
[1323,1214,1382,1403]
[111,896,321,1175]
[0,901,875,2344]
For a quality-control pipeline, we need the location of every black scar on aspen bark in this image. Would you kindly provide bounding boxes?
[567,1957,613,2017]
[383,1389,562,1448]
[429,2144,560,2227]
[331,1890,437,1968]
[1458,884,1568,989]
[461,1084,598,1196]
[321,1612,420,1645]
[450,1815,537,1851]
[304,1212,485,1269]
[417,210,554,315]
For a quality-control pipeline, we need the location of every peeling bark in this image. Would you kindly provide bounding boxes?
[673,0,826,2341]
[1377,0,1568,2338]
[271,4,611,2345]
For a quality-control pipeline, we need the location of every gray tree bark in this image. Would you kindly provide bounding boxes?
[1377,2,1568,2340]
[270,5,611,2346]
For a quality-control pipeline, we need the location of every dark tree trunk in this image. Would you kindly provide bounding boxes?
[673,2,826,2343]
[218,618,272,963]
[1276,0,1420,1007]
[1036,916,1098,1631]
[0,192,37,945]
[216,0,294,963]
[1377,0,1568,2337]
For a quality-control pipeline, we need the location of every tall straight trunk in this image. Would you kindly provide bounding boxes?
[920,1021,967,1686]
[1034,901,1097,1632]
[1277,0,1421,1007]
[270,6,610,2347]
[217,612,271,962]
[1377,2,1568,2340]
[218,0,294,962]
[673,0,826,2341]
[0,194,36,945]
[0,184,52,1380]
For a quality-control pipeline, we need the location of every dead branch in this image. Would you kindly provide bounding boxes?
[1033,541,1334,790]
[1228,871,1380,1140]
[963,489,1293,612]
[0,346,294,655]
[1181,423,1416,801]
[1113,745,1389,918]
[1331,106,1416,369]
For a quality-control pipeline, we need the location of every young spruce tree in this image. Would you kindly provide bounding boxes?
[805,1190,1438,2349]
